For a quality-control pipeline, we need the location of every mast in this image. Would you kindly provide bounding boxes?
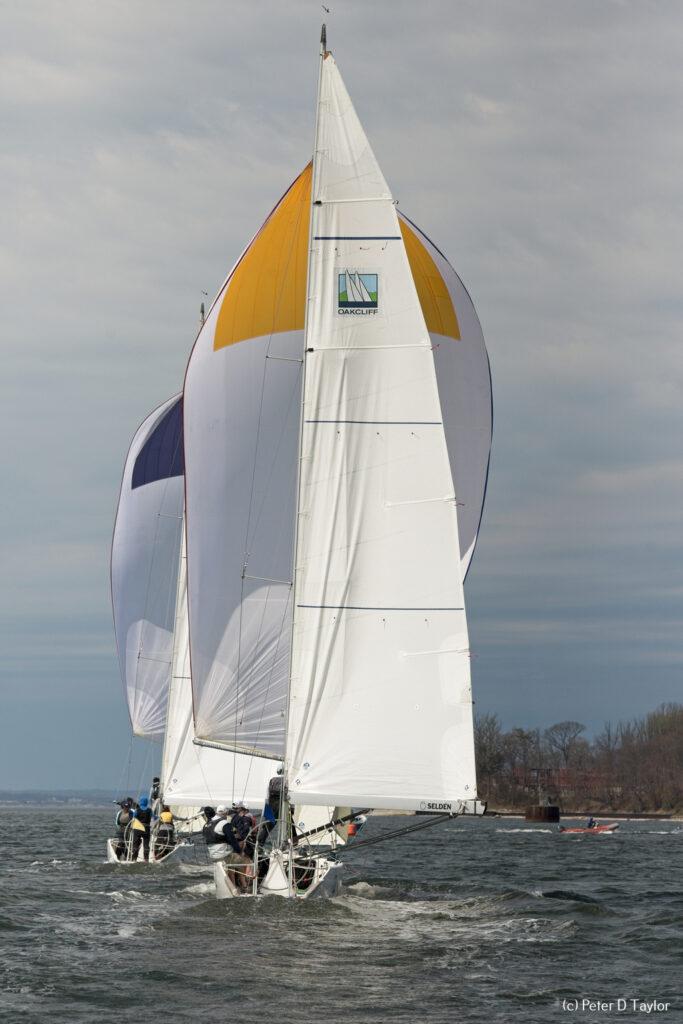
[277,24,328,850]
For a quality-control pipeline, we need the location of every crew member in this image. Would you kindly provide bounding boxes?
[114,800,134,861]
[131,796,154,861]
[202,806,251,891]
[154,804,176,860]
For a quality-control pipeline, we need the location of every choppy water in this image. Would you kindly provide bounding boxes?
[0,808,680,1023]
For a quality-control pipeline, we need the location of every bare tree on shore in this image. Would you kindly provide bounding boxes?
[474,703,683,813]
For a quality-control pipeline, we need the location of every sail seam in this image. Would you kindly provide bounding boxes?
[306,344,430,351]
[297,604,464,611]
[401,647,470,657]
[312,197,392,204]
[305,419,442,425]
[314,234,401,239]
[385,495,455,507]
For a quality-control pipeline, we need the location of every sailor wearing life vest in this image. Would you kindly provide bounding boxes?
[230,803,258,857]
[114,800,134,860]
[131,796,154,861]
[203,806,242,860]
[202,806,252,892]
[154,804,176,859]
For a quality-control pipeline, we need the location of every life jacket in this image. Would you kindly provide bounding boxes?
[135,807,152,829]
[231,812,254,841]
[159,810,173,825]
[203,820,232,846]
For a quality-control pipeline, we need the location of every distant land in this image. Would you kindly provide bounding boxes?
[0,790,118,807]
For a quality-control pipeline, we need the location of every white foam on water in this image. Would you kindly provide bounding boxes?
[179,880,215,897]
[495,827,555,834]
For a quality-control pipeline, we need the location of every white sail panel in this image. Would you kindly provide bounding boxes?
[399,214,492,579]
[111,395,184,741]
[292,804,349,846]
[183,187,308,755]
[161,525,276,809]
[286,53,478,810]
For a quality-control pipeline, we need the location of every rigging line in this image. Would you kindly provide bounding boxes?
[331,813,455,857]
[235,188,307,753]
[233,353,302,792]
[133,466,183,711]
[243,575,291,585]
[116,733,135,796]
[146,399,185,639]
[243,356,302,565]
[135,742,154,806]
[189,718,227,810]
[241,179,309,571]
[294,808,371,843]
[233,583,293,805]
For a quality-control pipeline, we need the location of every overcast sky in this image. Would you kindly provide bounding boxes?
[2,0,681,791]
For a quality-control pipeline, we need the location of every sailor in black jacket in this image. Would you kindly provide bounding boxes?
[202,805,252,891]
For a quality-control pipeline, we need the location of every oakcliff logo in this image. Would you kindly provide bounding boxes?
[338,271,378,315]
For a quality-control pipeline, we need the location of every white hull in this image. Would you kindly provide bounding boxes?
[106,836,199,865]
[214,848,343,900]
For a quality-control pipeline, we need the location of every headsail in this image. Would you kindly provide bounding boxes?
[111,395,184,741]
[286,51,477,811]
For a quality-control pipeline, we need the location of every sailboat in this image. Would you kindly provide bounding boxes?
[109,395,274,863]
[180,27,491,898]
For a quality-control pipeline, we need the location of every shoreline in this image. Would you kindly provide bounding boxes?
[484,809,682,821]
[369,809,682,821]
